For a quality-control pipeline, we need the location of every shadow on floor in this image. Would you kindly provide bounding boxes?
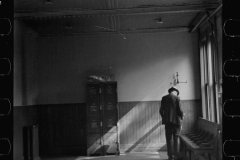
[125,121,164,153]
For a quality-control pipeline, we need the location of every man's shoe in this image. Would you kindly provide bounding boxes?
[174,157,183,160]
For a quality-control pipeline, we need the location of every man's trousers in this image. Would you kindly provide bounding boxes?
[165,122,181,158]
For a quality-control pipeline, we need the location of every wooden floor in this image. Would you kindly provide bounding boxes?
[40,151,212,160]
[41,152,169,160]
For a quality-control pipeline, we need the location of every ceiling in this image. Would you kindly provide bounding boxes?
[14,0,222,37]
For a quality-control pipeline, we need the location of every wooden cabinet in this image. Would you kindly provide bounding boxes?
[86,82,119,156]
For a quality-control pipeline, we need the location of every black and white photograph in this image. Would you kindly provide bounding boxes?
[11,0,237,160]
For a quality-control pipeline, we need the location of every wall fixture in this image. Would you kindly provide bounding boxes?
[43,0,54,5]
[176,72,187,84]
[157,18,163,24]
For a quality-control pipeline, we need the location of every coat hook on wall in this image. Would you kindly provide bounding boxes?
[176,72,187,84]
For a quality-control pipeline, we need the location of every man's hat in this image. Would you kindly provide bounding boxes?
[168,86,179,96]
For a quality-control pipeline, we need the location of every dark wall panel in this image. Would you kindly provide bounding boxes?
[14,99,201,159]
[14,106,38,160]
[37,103,86,157]
[118,100,201,152]
[118,101,164,152]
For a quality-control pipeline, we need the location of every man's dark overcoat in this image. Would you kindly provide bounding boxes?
[160,93,184,125]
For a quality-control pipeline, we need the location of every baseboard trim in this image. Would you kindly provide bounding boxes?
[14,155,24,160]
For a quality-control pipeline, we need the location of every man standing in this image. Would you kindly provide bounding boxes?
[160,86,184,160]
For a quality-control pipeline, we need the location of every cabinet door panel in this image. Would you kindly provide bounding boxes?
[87,134,102,156]
[86,83,101,116]
[102,132,117,154]
[87,117,101,134]
[102,116,117,133]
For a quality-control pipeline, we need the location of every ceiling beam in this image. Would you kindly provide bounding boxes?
[190,3,222,33]
[39,27,191,37]
[14,4,219,18]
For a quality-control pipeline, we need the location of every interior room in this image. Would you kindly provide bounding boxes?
[14,0,223,160]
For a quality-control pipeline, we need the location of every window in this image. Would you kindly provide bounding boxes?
[200,34,220,123]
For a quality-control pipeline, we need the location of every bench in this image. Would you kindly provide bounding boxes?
[179,117,221,160]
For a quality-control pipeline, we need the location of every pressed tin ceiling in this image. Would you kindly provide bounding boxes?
[14,0,222,36]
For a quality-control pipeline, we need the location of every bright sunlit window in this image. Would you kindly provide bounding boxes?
[200,33,220,124]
